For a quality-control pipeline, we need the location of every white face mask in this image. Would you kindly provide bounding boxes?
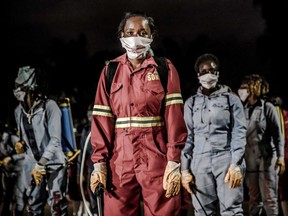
[13,87,26,102]
[198,73,219,89]
[120,37,153,60]
[237,89,249,102]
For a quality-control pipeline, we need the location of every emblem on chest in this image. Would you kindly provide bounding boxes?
[147,71,160,81]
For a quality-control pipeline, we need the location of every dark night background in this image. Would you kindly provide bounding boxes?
[2,0,288,129]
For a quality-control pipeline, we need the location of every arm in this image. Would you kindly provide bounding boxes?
[180,96,195,171]
[90,65,116,163]
[39,99,63,165]
[164,59,188,162]
[230,94,247,165]
[266,102,285,158]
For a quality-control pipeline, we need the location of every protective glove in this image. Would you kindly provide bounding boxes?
[275,156,285,175]
[163,161,181,198]
[181,170,194,194]
[31,163,46,187]
[90,162,107,193]
[2,156,12,168]
[224,164,242,189]
[15,140,26,154]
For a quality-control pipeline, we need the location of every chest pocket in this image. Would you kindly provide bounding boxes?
[144,78,165,112]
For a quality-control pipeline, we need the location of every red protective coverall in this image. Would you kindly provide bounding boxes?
[90,53,187,216]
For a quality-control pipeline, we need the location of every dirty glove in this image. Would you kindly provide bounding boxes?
[275,156,285,175]
[90,162,107,193]
[181,170,194,194]
[15,140,26,154]
[2,156,12,168]
[163,161,181,198]
[31,163,46,187]
[224,164,242,189]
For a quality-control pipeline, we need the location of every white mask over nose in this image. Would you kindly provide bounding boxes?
[198,73,219,89]
[237,89,249,102]
[120,37,153,60]
[13,87,26,102]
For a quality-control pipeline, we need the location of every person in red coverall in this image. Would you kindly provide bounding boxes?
[89,11,188,216]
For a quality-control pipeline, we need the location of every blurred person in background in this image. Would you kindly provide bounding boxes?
[13,65,68,215]
[237,74,285,215]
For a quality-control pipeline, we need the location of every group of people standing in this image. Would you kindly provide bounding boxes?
[1,10,287,216]
[89,11,287,216]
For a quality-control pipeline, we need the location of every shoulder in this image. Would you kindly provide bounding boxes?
[184,95,197,107]
[44,99,61,114]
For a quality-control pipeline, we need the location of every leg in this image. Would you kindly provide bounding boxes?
[259,156,279,216]
[214,152,244,216]
[191,154,218,216]
[46,167,68,216]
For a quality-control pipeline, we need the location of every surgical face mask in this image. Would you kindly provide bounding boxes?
[120,37,153,60]
[13,87,26,102]
[237,88,249,102]
[198,73,219,89]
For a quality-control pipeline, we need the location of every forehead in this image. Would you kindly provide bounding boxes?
[199,60,217,69]
[124,16,150,31]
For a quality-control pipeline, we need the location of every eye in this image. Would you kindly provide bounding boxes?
[125,31,134,37]
[139,31,148,37]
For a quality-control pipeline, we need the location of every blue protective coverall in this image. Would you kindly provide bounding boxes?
[14,99,68,215]
[181,84,247,216]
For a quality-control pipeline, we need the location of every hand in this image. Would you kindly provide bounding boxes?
[275,157,285,175]
[15,140,26,154]
[90,162,107,193]
[31,163,46,187]
[2,156,12,168]
[181,170,194,194]
[163,161,181,198]
[224,164,242,189]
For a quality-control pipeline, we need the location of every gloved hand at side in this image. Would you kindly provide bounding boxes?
[31,163,46,187]
[275,156,285,175]
[224,164,242,189]
[0,156,12,168]
[90,162,107,193]
[163,161,181,198]
[15,140,26,154]
[181,169,194,194]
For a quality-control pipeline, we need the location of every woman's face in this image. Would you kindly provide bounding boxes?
[122,16,152,38]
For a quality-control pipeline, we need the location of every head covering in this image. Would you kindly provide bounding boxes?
[15,66,37,90]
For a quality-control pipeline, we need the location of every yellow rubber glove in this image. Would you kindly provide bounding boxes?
[90,162,107,193]
[224,164,242,189]
[163,161,181,198]
[2,156,12,168]
[275,156,286,175]
[31,163,46,187]
[15,140,26,154]
[181,170,194,194]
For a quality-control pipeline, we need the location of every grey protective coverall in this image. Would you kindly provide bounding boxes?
[244,99,284,215]
[181,85,247,216]
[14,98,68,215]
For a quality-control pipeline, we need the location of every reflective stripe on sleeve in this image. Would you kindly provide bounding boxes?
[165,93,183,106]
[92,105,114,118]
[115,116,164,128]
